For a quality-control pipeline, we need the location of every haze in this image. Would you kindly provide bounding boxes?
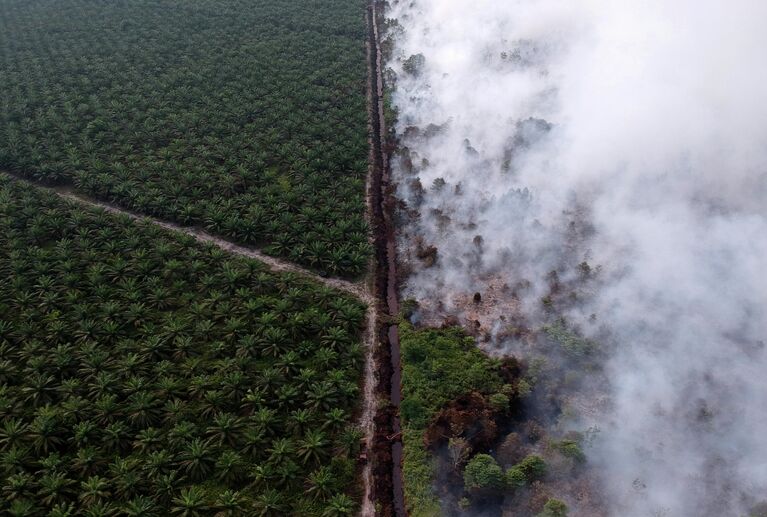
[387,0,767,515]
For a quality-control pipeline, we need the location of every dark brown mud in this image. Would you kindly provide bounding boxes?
[366,0,406,515]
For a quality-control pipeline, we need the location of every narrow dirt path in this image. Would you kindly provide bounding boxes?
[3,173,373,305]
[5,170,384,514]
[358,303,379,517]
[359,2,382,513]
[364,1,407,515]
[1,5,392,514]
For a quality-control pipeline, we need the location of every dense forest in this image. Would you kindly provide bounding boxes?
[0,175,366,516]
[0,0,370,277]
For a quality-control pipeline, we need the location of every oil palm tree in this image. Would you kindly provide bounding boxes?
[132,427,162,453]
[297,429,329,466]
[323,408,348,432]
[49,501,77,517]
[213,489,245,517]
[28,406,64,454]
[0,176,366,512]
[206,413,244,447]
[254,489,285,517]
[305,466,337,501]
[0,418,28,451]
[37,471,75,506]
[214,450,245,485]
[171,486,209,517]
[143,449,174,480]
[322,493,356,517]
[239,428,267,460]
[153,471,182,506]
[78,475,110,507]
[123,496,158,517]
[306,381,339,412]
[179,438,214,482]
[2,472,34,503]
[9,498,39,517]
[72,446,102,477]
[21,373,57,407]
[126,390,161,428]
[81,501,118,517]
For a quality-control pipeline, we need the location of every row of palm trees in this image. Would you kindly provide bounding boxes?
[0,177,366,515]
[0,0,371,277]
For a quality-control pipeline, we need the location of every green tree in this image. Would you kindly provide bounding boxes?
[171,486,209,517]
[79,476,111,507]
[254,489,285,517]
[463,454,505,491]
[322,493,356,516]
[213,489,245,517]
[515,454,547,481]
[554,439,585,463]
[179,439,214,482]
[536,498,568,517]
[306,466,337,501]
[298,429,329,465]
[488,392,510,412]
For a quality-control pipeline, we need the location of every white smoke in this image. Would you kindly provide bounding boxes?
[386,0,767,515]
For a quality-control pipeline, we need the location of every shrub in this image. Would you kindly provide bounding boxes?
[515,454,547,481]
[403,53,426,76]
[400,398,428,428]
[448,437,471,471]
[488,392,510,412]
[536,498,568,517]
[506,466,527,488]
[399,323,505,515]
[555,439,585,463]
[516,379,532,397]
[542,321,594,358]
[463,454,505,491]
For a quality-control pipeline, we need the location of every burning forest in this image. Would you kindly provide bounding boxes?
[383,0,767,516]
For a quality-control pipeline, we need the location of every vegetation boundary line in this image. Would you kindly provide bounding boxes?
[1,172,373,305]
[365,0,407,515]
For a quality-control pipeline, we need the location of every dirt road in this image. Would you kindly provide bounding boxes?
[1,3,399,514]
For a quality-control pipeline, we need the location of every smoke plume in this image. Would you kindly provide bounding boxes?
[386,0,767,515]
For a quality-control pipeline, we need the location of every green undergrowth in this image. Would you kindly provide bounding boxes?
[399,322,504,516]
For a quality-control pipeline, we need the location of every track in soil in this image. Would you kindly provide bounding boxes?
[2,172,371,304]
[4,170,388,517]
[365,0,407,515]
[1,3,403,513]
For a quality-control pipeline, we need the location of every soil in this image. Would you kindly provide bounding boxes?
[424,392,500,452]
[365,0,407,515]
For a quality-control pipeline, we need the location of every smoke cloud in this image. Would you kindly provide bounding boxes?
[386,0,767,515]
